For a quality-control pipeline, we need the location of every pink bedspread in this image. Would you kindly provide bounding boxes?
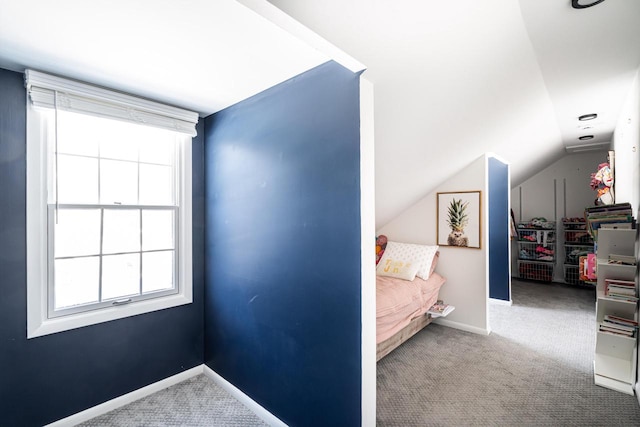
[376,273,446,344]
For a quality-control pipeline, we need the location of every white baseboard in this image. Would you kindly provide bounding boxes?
[636,382,640,407]
[434,318,490,335]
[203,365,288,427]
[46,365,204,427]
[489,298,513,306]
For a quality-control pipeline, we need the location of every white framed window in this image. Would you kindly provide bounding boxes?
[26,70,198,338]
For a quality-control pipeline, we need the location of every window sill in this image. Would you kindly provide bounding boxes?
[27,292,192,339]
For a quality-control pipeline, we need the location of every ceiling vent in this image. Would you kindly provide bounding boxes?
[565,141,610,153]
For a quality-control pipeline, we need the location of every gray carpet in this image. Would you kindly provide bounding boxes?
[377,279,640,426]
[80,280,640,426]
[78,375,267,427]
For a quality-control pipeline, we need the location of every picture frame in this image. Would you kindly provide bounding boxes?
[437,191,481,249]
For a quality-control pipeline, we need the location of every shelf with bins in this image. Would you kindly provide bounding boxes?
[562,219,594,286]
[517,221,555,282]
[517,260,554,282]
[593,228,638,395]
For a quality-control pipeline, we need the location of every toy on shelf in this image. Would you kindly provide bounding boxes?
[590,162,614,205]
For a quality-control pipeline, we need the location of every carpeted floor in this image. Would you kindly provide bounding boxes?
[78,375,267,427]
[377,279,640,426]
[80,279,640,426]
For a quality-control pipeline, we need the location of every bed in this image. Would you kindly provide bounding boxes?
[375,236,447,361]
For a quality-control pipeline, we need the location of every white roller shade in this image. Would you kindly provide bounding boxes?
[25,70,199,136]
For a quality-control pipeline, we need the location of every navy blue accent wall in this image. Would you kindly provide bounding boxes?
[204,61,362,427]
[488,157,510,301]
[0,68,205,426]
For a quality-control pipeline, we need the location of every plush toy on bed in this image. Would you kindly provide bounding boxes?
[376,235,388,265]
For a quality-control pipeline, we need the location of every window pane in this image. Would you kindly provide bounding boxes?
[139,133,175,165]
[102,253,140,300]
[142,251,174,293]
[55,209,101,258]
[139,164,173,205]
[102,209,140,254]
[57,154,99,204]
[99,134,139,161]
[100,159,138,204]
[57,111,99,157]
[142,210,174,251]
[54,257,100,309]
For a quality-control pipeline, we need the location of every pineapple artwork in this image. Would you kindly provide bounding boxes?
[446,198,469,247]
[437,191,480,248]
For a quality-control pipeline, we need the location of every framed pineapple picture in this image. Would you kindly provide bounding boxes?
[436,191,481,249]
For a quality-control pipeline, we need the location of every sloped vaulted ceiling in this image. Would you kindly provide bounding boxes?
[1,0,639,229]
[268,0,640,228]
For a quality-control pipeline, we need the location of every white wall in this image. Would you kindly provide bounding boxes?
[511,151,608,282]
[511,151,607,223]
[359,77,376,427]
[611,70,640,404]
[612,70,640,214]
[377,155,489,335]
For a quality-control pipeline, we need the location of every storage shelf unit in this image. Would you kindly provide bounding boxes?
[593,228,638,395]
[562,219,594,286]
[517,221,555,282]
[518,260,554,282]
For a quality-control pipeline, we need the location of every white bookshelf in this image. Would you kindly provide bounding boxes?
[593,228,638,395]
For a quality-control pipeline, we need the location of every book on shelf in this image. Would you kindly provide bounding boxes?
[585,202,633,214]
[579,253,596,281]
[600,322,635,333]
[599,324,636,337]
[428,300,455,317]
[605,293,639,302]
[600,223,633,230]
[604,280,637,298]
[601,321,636,332]
[600,314,637,337]
[606,286,636,296]
[606,286,636,297]
[604,278,635,286]
[584,203,635,240]
[604,315,639,328]
[607,254,637,266]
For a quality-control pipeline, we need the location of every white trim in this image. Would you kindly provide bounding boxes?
[359,76,376,427]
[45,366,204,427]
[236,0,366,74]
[178,136,193,305]
[203,365,288,427]
[26,102,194,339]
[433,318,491,335]
[594,371,635,395]
[485,152,511,166]
[26,104,50,337]
[44,365,289,426]
[25,69,199,136]
[489,297,513,306]
[29,292,193,338]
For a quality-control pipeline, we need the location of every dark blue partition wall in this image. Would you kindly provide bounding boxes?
[488,157,510,301]
[204,61,362,427]
[0,68,205,427]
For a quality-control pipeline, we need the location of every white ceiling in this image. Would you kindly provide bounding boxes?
[0,0,330,115]
[1,0,639,229]
[268,0,640,227]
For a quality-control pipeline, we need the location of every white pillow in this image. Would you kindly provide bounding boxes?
[376,241,439,280]
[376,258,421,281]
